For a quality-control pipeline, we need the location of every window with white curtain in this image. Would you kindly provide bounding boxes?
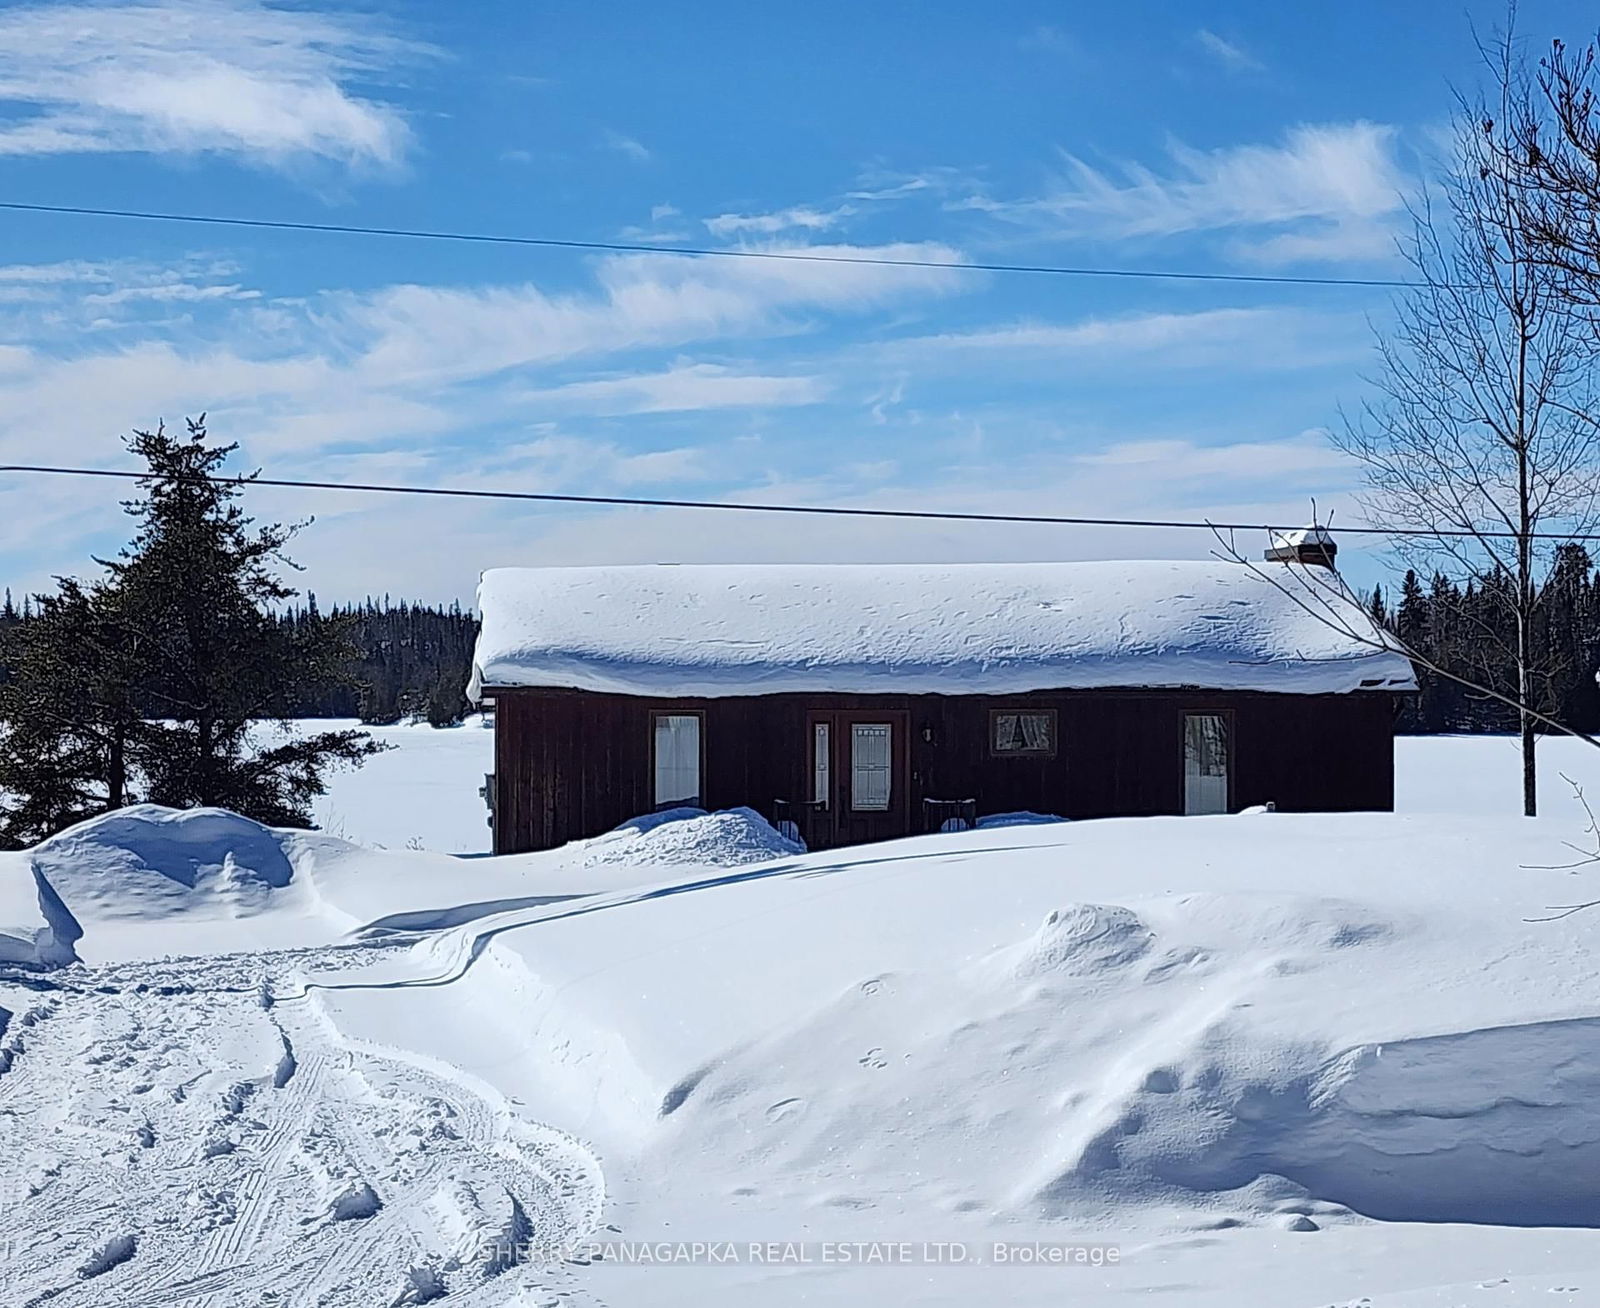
[1183,713,1229,815]
[851,723,892,811]
[653,713,702,807]
[991,710,1055,756]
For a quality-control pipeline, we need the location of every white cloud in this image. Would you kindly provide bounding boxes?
[336,427,1360,602]
[491,434,704,488]
[602,129,650,161]
[906,308,1280,353]
[889,306,1363,371]
[337,241,968,388]
[0,0,430,170]
[521,363,826,416]
[0,242,968,469]
[704,205,855,238]
[1194,29,1262,72]
[0,256,263,341]
[1074,433,1348,481]
[976,122,1408,264]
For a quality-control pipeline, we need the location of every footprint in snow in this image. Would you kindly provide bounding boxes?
[858,1049,887,1069]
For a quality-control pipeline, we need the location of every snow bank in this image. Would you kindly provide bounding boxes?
[582,807,804,868]
[32,805,297,920]
[0,848,80,968]
[0,802,810,966]
[976,810,1068,828]
[470,561,1416,698]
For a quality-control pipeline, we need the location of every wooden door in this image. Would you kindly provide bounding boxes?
[807,710,910,847]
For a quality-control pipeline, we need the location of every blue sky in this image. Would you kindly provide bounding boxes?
[0,0,1587,604]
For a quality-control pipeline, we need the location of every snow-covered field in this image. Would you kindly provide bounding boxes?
[6,727,1600,1306]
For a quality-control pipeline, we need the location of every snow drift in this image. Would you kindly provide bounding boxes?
[314,807,1600,1267]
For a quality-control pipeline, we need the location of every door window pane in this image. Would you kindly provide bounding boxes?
[851,723,892,811]
[654,714,701,807]
[813,722,831,807]
[1183,714,1229,815]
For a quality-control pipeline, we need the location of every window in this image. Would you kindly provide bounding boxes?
[851,723,892,811]
[813,721,831,807]
[652,712,702,808]
[991,710,1056,757]
[1183,713,1230,815]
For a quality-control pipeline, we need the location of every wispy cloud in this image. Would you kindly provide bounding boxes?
[0,0,431,170]
[336,241,967,389]
[970,122,1408,264]
[490,434,705,487]
[1020,24,1077,54]
[889,306,1363,370]
[0,256,261,336]
[601,129,651,162]
[0,241,969,469]
[521,363,827,416]
[704,205,855,238]
[1074,432,1347,481]
[1194,29,1262,73]
[847,165,976,203]
[617,203,689,243]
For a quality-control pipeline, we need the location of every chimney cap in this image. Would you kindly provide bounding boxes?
[1264,525,1337,567]
[1269,525,1335,551]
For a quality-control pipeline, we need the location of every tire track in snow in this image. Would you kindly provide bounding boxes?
[1,948,605,1308]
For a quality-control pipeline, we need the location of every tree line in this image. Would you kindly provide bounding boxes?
[2,590,480,730]
[1368,545,1600,736]
[274,598,478,727]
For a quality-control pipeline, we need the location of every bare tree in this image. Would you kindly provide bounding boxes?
[1505,33,1600,306]
[1334,33,1600,816]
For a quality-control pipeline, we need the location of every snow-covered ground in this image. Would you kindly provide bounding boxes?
[297,718,498,854]
[6,727,1600,1306]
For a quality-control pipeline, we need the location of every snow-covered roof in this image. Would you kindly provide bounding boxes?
[468,561,1417,700]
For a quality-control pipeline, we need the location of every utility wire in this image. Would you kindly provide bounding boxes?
[0,200,1420,289]
[2,461,1595,543]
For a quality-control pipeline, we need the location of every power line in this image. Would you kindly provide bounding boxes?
[0,200,1420,290]
[1,461,1594,543]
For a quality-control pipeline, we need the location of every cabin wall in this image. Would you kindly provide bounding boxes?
[489,688,1397,854]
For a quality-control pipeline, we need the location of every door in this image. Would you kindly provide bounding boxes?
[806,710,910,847]
[1183,712,1231,814]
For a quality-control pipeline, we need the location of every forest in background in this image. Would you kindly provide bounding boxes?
[1366,543,1600,735]
[1,589,479,727]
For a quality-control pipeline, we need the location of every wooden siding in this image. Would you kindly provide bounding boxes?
[487,688,1398,854]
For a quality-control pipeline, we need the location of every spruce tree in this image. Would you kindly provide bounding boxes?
[105,418,384,825]
[0,578,143,847]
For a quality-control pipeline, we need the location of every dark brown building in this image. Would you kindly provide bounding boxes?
[469,558,1414,854]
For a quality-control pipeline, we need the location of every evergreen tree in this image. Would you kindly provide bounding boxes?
[1367,584,1387,625]
[0,578,143,846]
[105,418,384,825]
